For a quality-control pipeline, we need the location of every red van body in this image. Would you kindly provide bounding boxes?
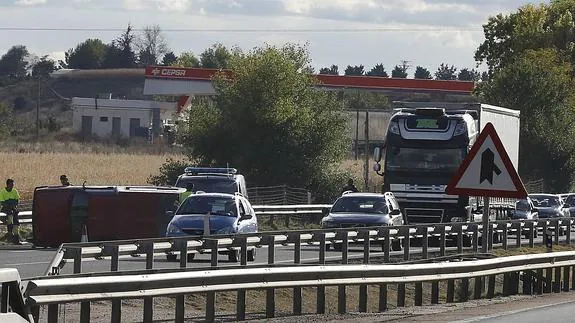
[32,186,184,247]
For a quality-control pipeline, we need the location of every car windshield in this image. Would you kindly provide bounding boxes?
[331,196,389,214]
[530,195,560,207]
[385,146,466,173]
[515,199,531,212]
[177,196,237,216]
[177,177,237,194]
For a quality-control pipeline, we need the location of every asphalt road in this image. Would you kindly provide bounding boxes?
[0,230,558,279]
[462,301,575,323]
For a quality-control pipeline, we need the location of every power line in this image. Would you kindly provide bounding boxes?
[0,27,480,33]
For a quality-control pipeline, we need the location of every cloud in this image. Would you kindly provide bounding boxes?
[14,0,46,5]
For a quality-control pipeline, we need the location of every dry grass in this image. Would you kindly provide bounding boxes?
[0,152,184,200]
[339,158,384,192]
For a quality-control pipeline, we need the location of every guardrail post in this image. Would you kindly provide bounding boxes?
[402,227,410,261]
[563,266,570,292]
[205,239,219,323]
[501,223,508,250]
[48,304,59,323]
[553,267,561,293]
[236,236,248,321]
[456,224,463,253]
[142,241,154,323]
[460,278,469,302]
[338,231,348,314]
[421,227,428,259]
[545,267,553,293]
[554,219,560,245]
[529,221,535,248]
[359,230,370,312]
[565,219,571,245]
[70,247,91,323]
[572,266,575,291]
[431,281,439,304]
[536,269,544,294]
[265,235,276,318]
[439,226,446,257]
[514,222,522,248]
[474,276,483,299]
[104,244,121,323]
[472,224,479,253]
[314,232,326,314]
[174,239,187,323]
[382,228,390,263]
[446,280,455,303]
[487,275,496,298]
[289,233,302,315]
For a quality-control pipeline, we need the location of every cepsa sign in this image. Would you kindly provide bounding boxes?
[148,67,187,77]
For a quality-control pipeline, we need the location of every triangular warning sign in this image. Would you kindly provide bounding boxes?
[446,122,527,198]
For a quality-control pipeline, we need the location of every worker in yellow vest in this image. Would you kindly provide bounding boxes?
[0,179,22,244]
[179,182,194,205]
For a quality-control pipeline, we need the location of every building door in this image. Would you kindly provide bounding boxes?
[81,116,92,137]
[129,118,140,137]
[112,117,121,137]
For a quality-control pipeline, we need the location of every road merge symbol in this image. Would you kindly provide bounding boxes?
[446,122,527,198]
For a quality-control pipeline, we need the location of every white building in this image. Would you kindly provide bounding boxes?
[71,97,178,139]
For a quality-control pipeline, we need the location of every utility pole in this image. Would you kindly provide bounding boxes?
[36,76,40,140]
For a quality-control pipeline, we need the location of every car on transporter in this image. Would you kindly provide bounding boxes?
[164,191,258,262]
[320,191,405,251]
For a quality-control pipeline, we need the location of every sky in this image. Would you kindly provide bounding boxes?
[0,0,539,74]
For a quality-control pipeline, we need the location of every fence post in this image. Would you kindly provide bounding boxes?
[307,191,312,204]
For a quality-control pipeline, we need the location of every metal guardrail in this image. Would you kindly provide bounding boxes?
[23,250,575,323]
[0,268,33,322]
[43,217,574,278]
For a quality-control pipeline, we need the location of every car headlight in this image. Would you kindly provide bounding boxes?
[166,223,183,235]
[453,122,467,136]
[388,121,400,135]
[450,217,467,222]
[216,226,236,235]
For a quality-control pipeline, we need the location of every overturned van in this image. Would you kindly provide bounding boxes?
[31,185,185,247]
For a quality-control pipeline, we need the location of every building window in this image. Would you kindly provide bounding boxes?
[100,116,109,122]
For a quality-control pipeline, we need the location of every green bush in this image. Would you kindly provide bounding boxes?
[147,157,192,186]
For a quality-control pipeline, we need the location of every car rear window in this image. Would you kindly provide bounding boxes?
[331,196,388,214]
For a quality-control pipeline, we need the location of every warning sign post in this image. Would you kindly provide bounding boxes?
[446,122,527,252]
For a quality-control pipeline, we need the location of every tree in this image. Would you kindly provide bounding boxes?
[319,65,339,75]
[200,43,231,69]
[31,55,58,77]
[344,65,364,76]
[136,25,169,66]
[178,44,350,201]
[366,64,388,77]
[435,63,457,80]
[391,61,409,78]
[0,45,29,78]
[115,24,137,68]
[475,2,575,74]
[175,52,200,67]
[478,48,575,192]
[457,68,481,81]
[67,39,108,69]
[0,103,14,139]
[414,66,432,79]
[161,52,178,66]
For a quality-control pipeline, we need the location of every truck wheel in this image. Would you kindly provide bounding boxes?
[391,239,402,251]
[247,249,256,262]
[166,254,178,262]
[228,250,238,262]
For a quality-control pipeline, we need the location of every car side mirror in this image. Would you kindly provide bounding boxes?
[240,213,252,221]
[322,207,330,216]
[373,163,381,172]
[390,209,401,216]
